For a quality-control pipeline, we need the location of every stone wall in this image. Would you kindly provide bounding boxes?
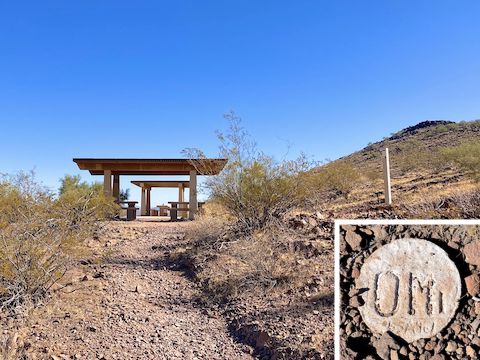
[340,224,480,360]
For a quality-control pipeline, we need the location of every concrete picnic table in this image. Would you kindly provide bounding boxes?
[168,201,205,221]
[118,201,138,221]
[157,205,170,216]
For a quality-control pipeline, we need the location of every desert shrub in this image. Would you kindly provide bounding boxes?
[450,190,480,218]
[397,188,480,218]
[0,172,118,312]
[389,139,445,175]
[186,221,313,300]
[58,174,120,221]
[181,114,321,301]
[441,141,480,181]
[394,149,445,175]
[362,167,382,183]
[184,112,312,232]
[432,124,450,134]
[307,161,361,200]
[199,200,231,220]
[60,174,130,202]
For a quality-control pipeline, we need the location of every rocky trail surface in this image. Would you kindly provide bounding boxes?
[7,222,254,359]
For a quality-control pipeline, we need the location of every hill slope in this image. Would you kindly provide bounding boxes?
[316,119,480,215]
[341,119,480,175]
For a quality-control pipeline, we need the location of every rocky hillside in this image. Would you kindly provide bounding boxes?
[339,119,480,176]
[311,119,480,216]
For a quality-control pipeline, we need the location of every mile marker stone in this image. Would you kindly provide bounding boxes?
[356,238,461,343]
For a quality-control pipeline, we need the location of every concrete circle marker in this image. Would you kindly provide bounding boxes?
[356,239,461,343]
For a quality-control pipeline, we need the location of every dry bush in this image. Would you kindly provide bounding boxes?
[181,114,322,301]
[194,228,312,300]
[182,216,315,300]
[397,187,480,218]
[0,172,118,313]
[199,200,232,220]
[184,215,227,256]
[0,332,26,360]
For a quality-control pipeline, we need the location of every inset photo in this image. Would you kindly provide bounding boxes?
[335,220,480,360]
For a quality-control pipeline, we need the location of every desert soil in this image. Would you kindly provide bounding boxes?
[4,221,254,359]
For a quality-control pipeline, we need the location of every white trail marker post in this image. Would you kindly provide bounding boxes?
[383,147,392,205]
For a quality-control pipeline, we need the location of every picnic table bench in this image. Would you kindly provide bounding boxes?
[167,201,205,221]
[118,201,138,221]
[157,205,169,216]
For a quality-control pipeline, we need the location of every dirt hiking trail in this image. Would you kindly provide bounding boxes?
[17,222,254,359]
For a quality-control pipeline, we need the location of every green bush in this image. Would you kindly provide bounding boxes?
[59,174,101,195]
[308,160,361,199]
[184,112,312,231]
[441,141,480,181]
[58,174,119,221]
[392,145,444,175]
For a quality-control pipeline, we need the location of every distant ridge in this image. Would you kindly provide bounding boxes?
[393,120,455,137]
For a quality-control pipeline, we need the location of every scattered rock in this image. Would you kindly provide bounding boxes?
[371,332,399,360]
[464,241,480,266]
[93,272,105,279]
[456,346,465,357]
[255,331,270,347]
[451,323,461,335]
[349,296,361,308]
[466,345,476,358]
[424,340,435,351]
[465,274,480,297]
[445,341,457,353]
[390,349,399,360]
[357,227,373,237]
[474,302,480,315]
[345,230,363,250]
[370,225,387,241]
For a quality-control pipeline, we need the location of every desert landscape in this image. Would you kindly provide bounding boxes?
[1,119,479,359]
[1,2,480,359]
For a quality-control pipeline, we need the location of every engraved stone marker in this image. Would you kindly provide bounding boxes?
[356,239,461,343]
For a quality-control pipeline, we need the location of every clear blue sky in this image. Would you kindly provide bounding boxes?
[1,1,479,204]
